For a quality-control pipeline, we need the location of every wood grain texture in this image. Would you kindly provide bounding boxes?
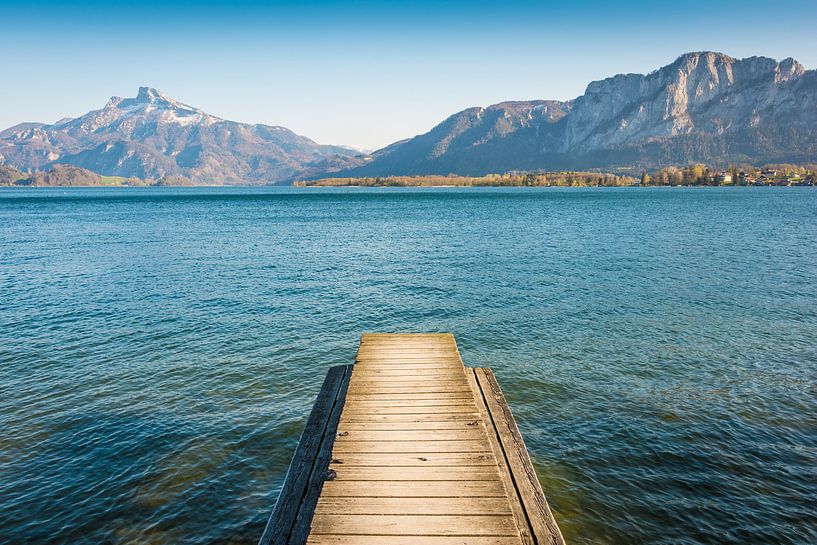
[309,514,520,536]
[344,392,474,400]
[258,365,351,545]
[333,429,485,441]
[475,368,566,545]
[315,496,513,515]
[331,440,492,453]
[308,537,521,545]
[330,465,501,481]
[307,334,523,543]
[319,480,509,497]
[262,333,564,545]
[288,367,353,545]
[325,452,497,467]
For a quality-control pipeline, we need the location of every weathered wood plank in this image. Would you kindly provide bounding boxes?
[354,360,464,367]
[310,514,520,536]
[357,346,458,350]
[333,429,485,442]
[308,537,521,545]
[475,368,566,545]
[467,369,535,545]
[352,369,464,377]
[349,380,470,388]
[344,392,474,401]
[326,452,497,467]
[353,368,456,374]
[353,361,463,368]
[319,480,508,497]
[356,354,462,360]
[352,372,460,378]
[331,465,501,481]
[359,340,454,346]
[339,413,484,423]
[262,334,564,545]
[342,394,474,407]
[315,496,513,515]
[354,365,464,371]
[356,356,462,360]
[361,332,453,338]
[340,406,480,414]
[338,420,482,431]
[339,399,476,408]
[332,440,492,453]
[357,351,459,357]
[258,365,351,545]
[355,356,463,361]
[347,384,473,393]
[287,367,353,545]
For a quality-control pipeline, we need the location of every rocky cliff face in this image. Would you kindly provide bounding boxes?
[333,52,817,177]
[562,52,812,152]
[0,87,362,183]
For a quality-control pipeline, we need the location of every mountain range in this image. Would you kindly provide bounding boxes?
[0,87,362,184]
[341,52,817,177]
[1,51,815,184]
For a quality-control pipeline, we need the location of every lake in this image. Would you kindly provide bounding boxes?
[1,186,815,544]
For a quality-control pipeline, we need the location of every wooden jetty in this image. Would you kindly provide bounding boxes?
[260,333,565,545]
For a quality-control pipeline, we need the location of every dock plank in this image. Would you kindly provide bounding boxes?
[310,514,520,536]
[338,420,483,430]
[474,368,566,545]
[331,466,501,481]
[326,452,497,467]
[339,413,485,423]
[261,333,564,545]
[315,496,513,515]
[331,440,492,453]
[258,365,351,545]
[308,537,521,545]
[344,392,475,400]
[334,429,485,441]
[319,480,509,497]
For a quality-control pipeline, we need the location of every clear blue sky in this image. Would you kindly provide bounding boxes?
[2,0,815,150]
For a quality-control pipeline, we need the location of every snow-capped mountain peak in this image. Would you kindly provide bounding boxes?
[0,87,362,183]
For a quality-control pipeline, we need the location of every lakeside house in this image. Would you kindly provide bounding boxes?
[715,172,733,184]
[739,171,755,184]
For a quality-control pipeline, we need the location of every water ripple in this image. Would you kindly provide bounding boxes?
[1,186,816,544]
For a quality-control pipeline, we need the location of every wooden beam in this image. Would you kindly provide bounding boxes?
[258,365,352,545]
[474,368,566,545]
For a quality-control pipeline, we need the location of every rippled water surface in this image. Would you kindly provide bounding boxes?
[1,187,816,544]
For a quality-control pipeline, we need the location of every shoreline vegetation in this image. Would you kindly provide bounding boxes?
[0,164,196,187]
[2,162,816,188]
[297,164,817,188]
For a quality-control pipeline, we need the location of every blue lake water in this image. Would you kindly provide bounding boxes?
[1,186,815,544]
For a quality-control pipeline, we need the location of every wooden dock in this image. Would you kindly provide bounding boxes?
[260,333,565,545]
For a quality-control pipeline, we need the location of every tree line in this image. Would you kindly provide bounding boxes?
[296,172,637,187]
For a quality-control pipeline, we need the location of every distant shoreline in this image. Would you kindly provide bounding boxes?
[3,184,814,190]
[295,167,816,188]
[295,184,813,189]
[3,164,815,188]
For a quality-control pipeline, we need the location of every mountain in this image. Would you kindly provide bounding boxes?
[328,52,817,177]
[0,87,363,184]
[348,100,572,176]
[3,53,815,183]
[0,163,115,186]
[0,163,25,185]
